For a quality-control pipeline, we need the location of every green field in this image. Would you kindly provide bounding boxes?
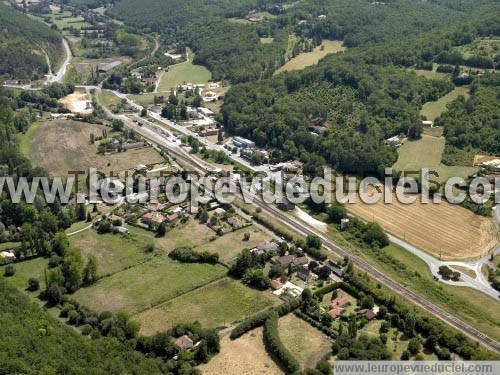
[260,37,274,44]
[69,227,157,277]
[72,256,226,314]
[410,63,448,81]
[135,278,280,334]
[454,37,500,60]
[393,134,477,182]
[275,40,345,74]
[18,119,41,157]
[157,57,211,92]
[193,225,272,261]
[98,90,123,112]
[420,86,469,121]
[1,257,48,291]
[0,242,20,252]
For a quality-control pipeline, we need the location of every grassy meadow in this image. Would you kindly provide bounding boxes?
[275,40,345,74]
[135,278,280,334]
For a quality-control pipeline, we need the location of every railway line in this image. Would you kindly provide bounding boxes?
[144,127,500,353]
[94,88,500,353]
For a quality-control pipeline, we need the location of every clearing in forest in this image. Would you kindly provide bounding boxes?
[275,40,345,74]
[420,86,469,121]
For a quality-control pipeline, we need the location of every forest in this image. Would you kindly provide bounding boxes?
[222,60,452,175]
[0,2,63,80]
[0,279,168,374]
[437,74,500,165]
[105,0,500,175]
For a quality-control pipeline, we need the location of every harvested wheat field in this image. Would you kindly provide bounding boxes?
[348,191,498,260]
[198,328,282,375]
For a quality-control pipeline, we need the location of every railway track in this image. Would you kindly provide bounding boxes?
[159,138,500,353]
[97,92,500,353]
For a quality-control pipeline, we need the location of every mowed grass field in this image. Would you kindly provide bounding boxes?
[135,278,281,334]
[23,119,164,176]
[0,257,48,291]
[157,55,212,92]
[193,226,273,261]
[275,40,345,74]
[420,86,469,121]
[347,191,497,260]
[393,135,477,182]
[72,256,227,314]
[278,314,331,369]
[198,328,282,375]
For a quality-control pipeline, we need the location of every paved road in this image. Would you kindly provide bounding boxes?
[389,235,499,299]
[90,86,500,352]
[46,38,72,84]
[119,117,500,353]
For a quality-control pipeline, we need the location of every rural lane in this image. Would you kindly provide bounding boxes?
[89,87,500,353]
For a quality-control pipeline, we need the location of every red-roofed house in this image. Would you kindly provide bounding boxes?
[271,279,283,290]
[331,296,349,308]
[328,306,345,318]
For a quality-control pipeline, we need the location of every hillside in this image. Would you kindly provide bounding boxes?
[0,279,166,373]
[0,3,63,80]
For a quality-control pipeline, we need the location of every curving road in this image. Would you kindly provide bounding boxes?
[89,87,500,353]
[46,37,73,84]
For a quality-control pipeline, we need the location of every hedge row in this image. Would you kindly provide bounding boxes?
[230,298,301,340]
[294,310,336,339]
[313,281,359,300]
[263,312,300,374]
[345,273,497,360]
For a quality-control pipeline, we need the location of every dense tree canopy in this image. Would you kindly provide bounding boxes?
[0,2,63,80]
[437,74,500,164]
[0,280,167,374]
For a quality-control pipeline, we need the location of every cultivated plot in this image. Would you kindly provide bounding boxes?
[348,195,497,260]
